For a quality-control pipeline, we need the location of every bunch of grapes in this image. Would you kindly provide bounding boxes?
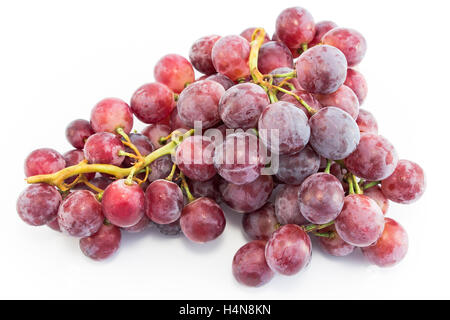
[17,6,425,287]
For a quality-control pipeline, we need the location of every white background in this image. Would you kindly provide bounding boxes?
[1,0,449,299]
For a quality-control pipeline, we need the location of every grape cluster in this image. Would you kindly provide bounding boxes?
[18,6,425,287]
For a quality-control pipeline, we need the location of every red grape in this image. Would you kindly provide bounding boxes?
[275,7,315,48]
[322,27,367,67]
[24,148,66,177]
[269,67,302,96]
[296,45,347,94]
[345,133,398,181]
[66,119,94,149]
[189,176,221,202]
[175,135,216,181]
[265,224,312,275]
[257,41,293,75]
[142,123,171,149]
[47,216,61,232]
[180,197,226,243]
[309,20,338,47]
[361,218,408,267]
[299,173,345,224]
[365,185,389,215]
[57,190,104,237]
[211,35,251,81]
[79,223,121,261]
[63,149,95,182]
[90,97,133,134]
[189,35,221,75]
[130,82,175,124]
[318,225,355,257]
[309,107,360,160]
[356,109,378,134]
[279,90,321,118]
[145,179,183,224]
[240,27,270,44]
[84,132,124,166]
[232,240,274,287]
[170,108,192,131]
[156,219,182,236]
[275,145,320,185]
[345,68,368,105]
[205,73,235,90]
[177,80,225,128]
[17,184,62,226]
[274,185,309,225]
[147,155,173,182]
[315,85,360,119]
[335,194,385,247]
[102,179,145,228]
[259,101,310,155]
[220,175,273,213]
[123,215,152,233]
[242,203,279,241]
[121,133,154,167]
[154,54,195,93]
[219,83,269,129]
[381,160,426,204]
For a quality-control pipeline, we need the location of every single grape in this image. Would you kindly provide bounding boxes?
[17,184,62,226]
[309,107,360,160]
[265,224,312,275]
[220,175,273,213]
[258,101,310,155]
[279,90,321,118]
[57,190,104,237]
[180,197,226,243]
[84,132,124,166]
[295,45,347,94]
[317,225,355,257]
[102,179,145,228]
[147,155,173,182]
[345,133,398,181]
[257,41,293,74]
[90,98,133,134]
[121,133,154,167]
[188,176,221,202]
[213,132,266,185]
[141,123,171,149]
[170,108,192,131]
[240,27,270,43]
[145,179,183,224]
[154,54,195,93]
[356,109,378,134]
[205,73,235,90]
[335,194,385,247]
[275,7,315,48]
[242,203,279,241]
[123,215,152,233]
[65,119,94,149]
[177,80,225,128]
[275,145,320,185]
[211,35,251,81]
[189,35,221,75]
[309,20,338,47]
[219,83,269,129]
[299,173,345,224]
[381,160,426,204]
[156,219,182,236]
[47,216,61,232]
[130,82,175,124]
[274,185,309,225]
[232,240,274,287]
[344,68,368,105]
[315,85,360,119]
[322,27,367,67]
[361,218,408,267]
[79,223,121,261]
[365,185,389,215]
[24,148,66,177]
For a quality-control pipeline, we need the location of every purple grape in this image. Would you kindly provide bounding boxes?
[275,7,315,48]
[66,119,94,149]
[257,41,293,74]
[146,179,183,225]
[84,132,125,166]
[274,185,309,225]
[24,148,66,177]
[318,225,355,257]
[322,27,367,67]
[80,223,121,261]
[315,85,360,119]
[242,203,279,240]
[189,35,221,75]
[275,145,320,185]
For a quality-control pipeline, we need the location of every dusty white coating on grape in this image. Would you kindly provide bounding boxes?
[275,145,320,185]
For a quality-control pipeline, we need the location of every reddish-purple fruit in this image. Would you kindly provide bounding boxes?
[146,179,183,225]
[63,150,95,183]
[242,203,279,241]
[84,132,124,166]
[66,119,94,149]
[90,98,133,134]
[322,27,367,67]
[170,108,192,131]
[57,190,104,237]
[240,27,271,43]
[175,135,216,182]
[47,217,61,232]
[318,225,355,257]
[270,67,302,99]
[275,7,315,48]
[265,224,312,275]
[180,197,226,243]
[123,215,152,233]
[147,155,173,182]
[257,41,293,75]
[361,218,408,267]
[356,109,378,134]
[189,35,221,75]
[80,223,122,261]
[381,160,426,204]
[130,83,175,124]
[335,194,385,247]
[102,180,145,228]
[189,176,221,202]
[345,133,398,181]
[154,54,195,93]
[274,185,309,225]
[232,240,275,287]
[211,35,251,81]
[315,85,360,119]
[365,185,389,215]
[24,148,66,177]
[345,68,368,105]
[275,145,320,185]
[17,184,62,226]
[156,219,182,236]
[309,20,338,47]
[280,90,322,118]
[142,123,171,149]
[206,73,235,90]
